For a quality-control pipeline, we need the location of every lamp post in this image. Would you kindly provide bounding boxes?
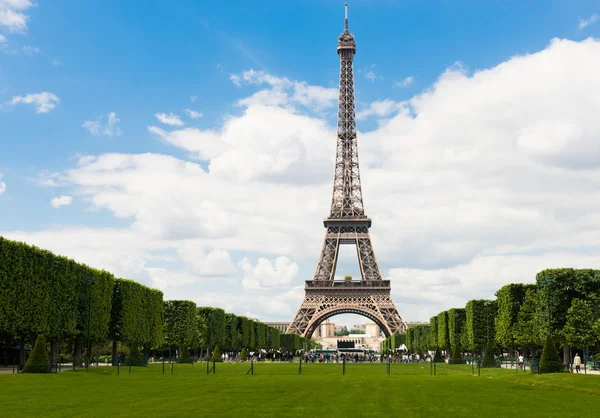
[85,278,96,371]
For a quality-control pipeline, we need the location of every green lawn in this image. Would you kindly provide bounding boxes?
[1,362,599,417]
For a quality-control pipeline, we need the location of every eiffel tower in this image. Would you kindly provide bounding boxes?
[287,4,406,338]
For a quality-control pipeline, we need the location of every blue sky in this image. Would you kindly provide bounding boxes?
[1,1,600,327]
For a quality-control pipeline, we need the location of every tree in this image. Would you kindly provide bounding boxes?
[212,346,221,360]
[163,300,197,355]
[539,335,562,373]
[466,300,496,351]
[495,284,530,349]
[429,316,438,349]
[224,313,238,352]
[564,299,597,351]
[437,311,449,352]
[448,308,466,355]
[241,347,247,360]
[22,335,50,373]
[513,288,542,352]
[594,319,600,341]
[125,343,144,366]
[178,347,192,364]
[481,344,496,368]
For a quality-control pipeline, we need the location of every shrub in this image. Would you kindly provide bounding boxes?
[482,344,496,368]
[23,335,51,373]
[125,344,145,366]
[433,348,444,363]
[241,348,247,360]
[448,345,463,364]
[178,347,192,364]
[212,346,221,361]
[539,335,562,374]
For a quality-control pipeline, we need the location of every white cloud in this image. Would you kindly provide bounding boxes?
[82,120,100,135]
[8,92,59,113]
[51,59,61,66]
[155,112,184,126]
[11,37,600,324]
[21,45,38,54]
[394,76,414,88]
[82,112,122,136]
[190,96,197,102]
[357,99,405,120]
[184,109,203,119]
[0,34,6,43]
[230,74,241,87]
[240,256,299,291]
[365,70,376,81]
[230,69,338,111]
[579,13,599,29]
[50,195,73,208]
[0,0,33,33]
[0,172,6,195]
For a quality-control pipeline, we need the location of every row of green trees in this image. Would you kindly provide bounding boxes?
[386,269,600,366]
[0,237,311,366]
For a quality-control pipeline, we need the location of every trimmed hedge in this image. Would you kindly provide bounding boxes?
[22,334,50,373]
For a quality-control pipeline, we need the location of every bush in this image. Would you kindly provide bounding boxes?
[23,335,51,373]
[212,346,221,361]
[241,348,247,360]
[482,344,496,368]
[178,347,192,364]
[433,349,444,363]
[539,335,562,374]
[125,344,145,366]
[448,345,463,364]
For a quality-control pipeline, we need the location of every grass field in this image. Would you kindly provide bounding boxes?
[2,362,599,417]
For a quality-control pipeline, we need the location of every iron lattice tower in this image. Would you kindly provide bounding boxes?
[287,5,406,338]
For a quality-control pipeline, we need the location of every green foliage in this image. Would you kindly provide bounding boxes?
[437,311,449,349]
[125,344,144,366]
[536,269,600,340]
[249,319,256,350]
[178,347,192,364]
[494,284,529,348]
[237,316,251,348]
[163,300,197,350]
[344,274,352,281]
[257,322,266,349]
[429,316,438,349]
[197,307,226,350]
[270,327,281,350]
[448,344,462,364]
[224,313,238,352]
[466,300,496,351]
[594,319,600,340]
[448,308,466,351]
[110,279,164,347]
[241,347,247,360]
[433,348,444,363]
[539,335,562,373]
[212,346,221,360]
[406,327,414,352]
[481,344,496,368]
[280,334,300,352]
[513,287,542,349]
[564,298,597,349]
[22,334,50,373]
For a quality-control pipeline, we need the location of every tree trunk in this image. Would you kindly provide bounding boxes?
[50,340,58,366]
[563,341,569,366]
[112,340,118,365]
[19,336,25,367]
[2,336,8,367]
[74,338,82,367]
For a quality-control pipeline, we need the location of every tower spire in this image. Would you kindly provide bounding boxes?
[345,3,349,32]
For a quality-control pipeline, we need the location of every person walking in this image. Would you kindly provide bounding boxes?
[574,353,582,374]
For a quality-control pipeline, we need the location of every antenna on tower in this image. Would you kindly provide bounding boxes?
[344,3,349,32]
